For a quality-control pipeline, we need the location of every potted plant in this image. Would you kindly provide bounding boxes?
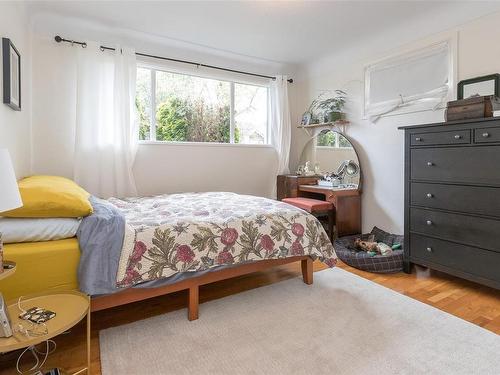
[301,95,322,126]
[315,90,347,123]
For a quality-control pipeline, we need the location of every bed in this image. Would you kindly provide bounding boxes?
[1,191,337,320]
[1,239,80,300]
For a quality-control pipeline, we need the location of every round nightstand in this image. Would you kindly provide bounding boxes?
[0,261,16,281]
[0,290,90,374]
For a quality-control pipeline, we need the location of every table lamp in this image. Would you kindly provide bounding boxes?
[0,148,22,273]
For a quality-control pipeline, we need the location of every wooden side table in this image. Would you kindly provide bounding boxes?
[0,290,90,374]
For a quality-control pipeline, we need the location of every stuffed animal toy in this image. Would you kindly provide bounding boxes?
[354,238,378,252]
[377,243,393,256]
[354,238,393,256]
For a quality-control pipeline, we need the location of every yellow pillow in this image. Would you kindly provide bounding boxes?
[2,176,93,218]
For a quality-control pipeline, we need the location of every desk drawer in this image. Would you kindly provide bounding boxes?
[411,130,470,146]
[410,182,500,218]
[410,234,500,283]
[411,146,500,185]
[410,208,500,252]
[474,127,500,143]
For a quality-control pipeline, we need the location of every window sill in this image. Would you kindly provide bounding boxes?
[316,146,354,150]
[139,140,274,149]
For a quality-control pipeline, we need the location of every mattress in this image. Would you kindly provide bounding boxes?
[0,238,80,301]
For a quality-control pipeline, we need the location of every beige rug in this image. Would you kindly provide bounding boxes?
[100,268,500,374]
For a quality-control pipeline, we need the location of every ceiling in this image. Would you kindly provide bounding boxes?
[26,1,500,65]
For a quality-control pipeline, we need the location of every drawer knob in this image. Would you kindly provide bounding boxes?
[415,137,422,142]
[454,134,462,139]
[426,220,433,226]
[427,162,434,166]
[482,132,490,138]
[426,247,433,253]
[426,193,433,198]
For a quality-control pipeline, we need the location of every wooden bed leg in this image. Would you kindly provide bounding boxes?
[301,258,313,285]
[188,285,199,321]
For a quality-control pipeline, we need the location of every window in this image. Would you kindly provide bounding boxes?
[316,130,351,148]
[136,66,269,144]
[364,38,456,120]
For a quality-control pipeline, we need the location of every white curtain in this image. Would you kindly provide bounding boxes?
[74,42,138,198]
[270,75,292,187]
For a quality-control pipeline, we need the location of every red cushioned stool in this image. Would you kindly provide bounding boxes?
[282,197,335,241]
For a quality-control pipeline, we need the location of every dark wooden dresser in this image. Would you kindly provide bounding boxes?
[400,117,500,289]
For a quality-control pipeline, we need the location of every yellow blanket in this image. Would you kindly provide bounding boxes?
[0,238,80,301]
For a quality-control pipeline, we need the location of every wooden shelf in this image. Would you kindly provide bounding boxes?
[298,120,350,129]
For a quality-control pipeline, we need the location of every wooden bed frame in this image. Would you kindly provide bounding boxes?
[91,256,313,320]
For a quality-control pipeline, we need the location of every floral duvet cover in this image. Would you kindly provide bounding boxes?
[109,192,337,288]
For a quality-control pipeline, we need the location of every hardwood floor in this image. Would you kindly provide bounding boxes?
[1,261,499,374]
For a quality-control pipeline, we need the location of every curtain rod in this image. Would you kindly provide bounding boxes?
[54,36,293,83]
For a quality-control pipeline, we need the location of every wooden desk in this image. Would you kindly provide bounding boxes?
[277,175,361,237]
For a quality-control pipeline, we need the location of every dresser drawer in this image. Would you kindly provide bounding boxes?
[410,208,500,252]
[410,182,500,218]
[410,234,500,283]
[411,130,470,146]
[411,146,500,185]
[474,127,500,143]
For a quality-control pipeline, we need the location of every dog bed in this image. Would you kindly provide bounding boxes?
[334,227,404,273]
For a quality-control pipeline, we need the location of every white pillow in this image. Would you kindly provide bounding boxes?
[0,217,81,243]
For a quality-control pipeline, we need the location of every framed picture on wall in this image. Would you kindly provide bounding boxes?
[457,74,500,100]
[2,38,21,111]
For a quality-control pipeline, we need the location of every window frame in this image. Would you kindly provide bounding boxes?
[136,62,271,146]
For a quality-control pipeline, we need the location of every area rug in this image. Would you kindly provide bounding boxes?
[99,268,500,375]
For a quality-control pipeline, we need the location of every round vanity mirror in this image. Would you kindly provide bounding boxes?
[299,129,361,190]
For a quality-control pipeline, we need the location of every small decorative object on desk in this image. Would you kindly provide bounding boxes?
[314,162,321,175]
[445,95,500,122]
[303,161,314,176]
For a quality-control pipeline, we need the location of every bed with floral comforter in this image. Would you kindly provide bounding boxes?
[77,192,337,295]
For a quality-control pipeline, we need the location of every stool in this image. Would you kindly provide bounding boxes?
[282,197,335,241]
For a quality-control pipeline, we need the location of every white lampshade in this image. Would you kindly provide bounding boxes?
[0,149,22,213]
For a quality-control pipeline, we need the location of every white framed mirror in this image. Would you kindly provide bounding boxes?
[299,129,361,190]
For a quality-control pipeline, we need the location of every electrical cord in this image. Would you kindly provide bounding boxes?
[14,296,57,374]
[16,340,56,374]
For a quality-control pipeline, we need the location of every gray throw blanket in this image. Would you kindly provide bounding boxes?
[76,196,125,295]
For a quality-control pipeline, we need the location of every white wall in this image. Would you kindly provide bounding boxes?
[30,13,295,198]
[0,2,31,177]
[293,11,500,234]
